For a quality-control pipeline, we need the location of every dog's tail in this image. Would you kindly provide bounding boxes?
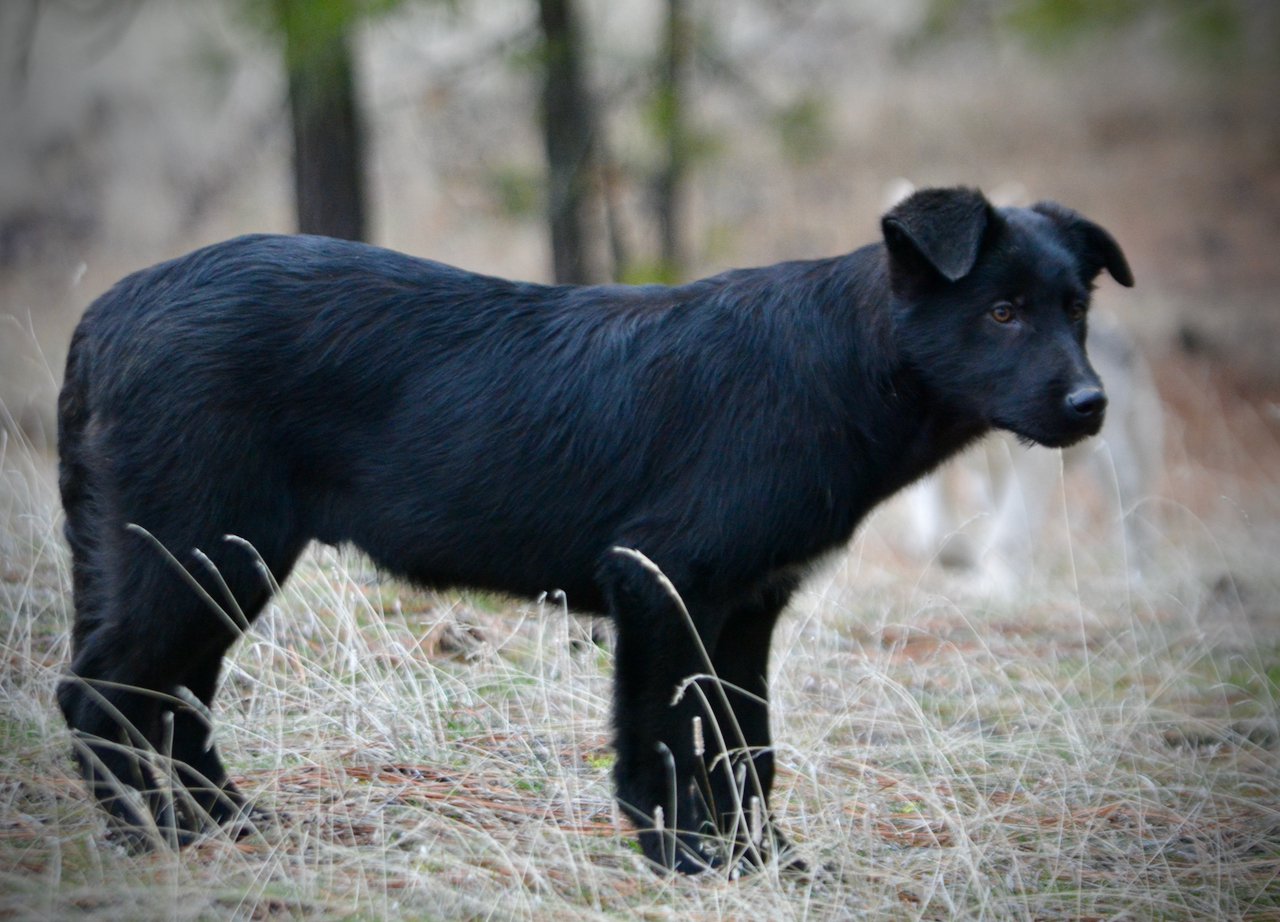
[57,323,105,656]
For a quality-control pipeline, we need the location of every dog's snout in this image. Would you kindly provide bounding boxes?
[1066,386,1107,420]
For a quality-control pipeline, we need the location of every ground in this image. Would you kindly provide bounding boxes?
[0,350,1277,919]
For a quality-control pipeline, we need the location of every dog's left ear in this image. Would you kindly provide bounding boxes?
[882,187,994,283]
[1032,202,1134,288]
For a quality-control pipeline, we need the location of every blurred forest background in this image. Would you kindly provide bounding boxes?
[0,0,1277,443]
[1,5,1279,916]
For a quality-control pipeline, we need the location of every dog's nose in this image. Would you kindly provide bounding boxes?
[1066,386,1107,420]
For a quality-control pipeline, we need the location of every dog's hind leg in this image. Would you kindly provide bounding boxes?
[59,520,303,846]
[163,654,245,833]
[162,536,305,836]
[57,553,205,847]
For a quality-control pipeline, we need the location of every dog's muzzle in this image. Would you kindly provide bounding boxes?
[1065,386,1107,423]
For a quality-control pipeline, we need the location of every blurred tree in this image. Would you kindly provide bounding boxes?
[270,0,373,241]
[536,0,603,283]
[653,0,693,282]
[626,1,836,282]
[2,0,41,93]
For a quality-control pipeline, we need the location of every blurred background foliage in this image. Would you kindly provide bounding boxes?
[4,0,1275,281]
[0,0,1277,442]
[924,0,1276,61]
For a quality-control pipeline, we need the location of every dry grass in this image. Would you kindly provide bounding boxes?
[1,359,1278,921]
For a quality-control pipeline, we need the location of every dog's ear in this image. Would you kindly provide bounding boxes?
[881,187,993,283]
[1032,202,1134,288]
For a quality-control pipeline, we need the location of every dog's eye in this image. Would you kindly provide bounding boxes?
[1069,300,1088,321]
[990,302,1015,324]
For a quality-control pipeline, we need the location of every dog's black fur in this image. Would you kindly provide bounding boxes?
[56,187,1131,872]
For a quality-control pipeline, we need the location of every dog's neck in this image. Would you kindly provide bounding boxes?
[885,370,991,492]
[827,248,993,510]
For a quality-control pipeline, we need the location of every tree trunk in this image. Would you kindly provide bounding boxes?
[279,0,367,242]
[655,0,692,281]
[537,0,601,283]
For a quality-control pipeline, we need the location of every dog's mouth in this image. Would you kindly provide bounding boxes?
[997,413,1105,450]
[1026,428,1094,450]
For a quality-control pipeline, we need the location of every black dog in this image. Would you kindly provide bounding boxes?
[56,187,1131,872]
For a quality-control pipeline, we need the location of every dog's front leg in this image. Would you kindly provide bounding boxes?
[699,574,805,873]
[599,548,726,873]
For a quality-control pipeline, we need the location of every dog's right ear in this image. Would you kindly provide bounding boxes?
[882,187,994,284]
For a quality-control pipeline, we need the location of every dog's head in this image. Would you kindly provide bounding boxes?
[882,186,1133,448]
